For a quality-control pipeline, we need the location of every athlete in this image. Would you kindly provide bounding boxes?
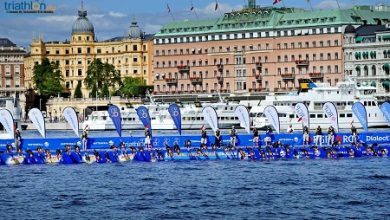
[214,128,222,148]
[230,126,237,149]
[314,125,323,146]
[144,128,152,150]
[303,125,310,146]
[351,122,358,145]
[81,125,89,151]
[286,125,294,134]
[14,129,22,151]
[252,127,259,148]
[200,126,207,149]
[327,126,335,146]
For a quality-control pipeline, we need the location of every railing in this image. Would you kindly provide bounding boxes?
[217,64,224,72]
[255,74,262,82]
[190,77,203,84]
[165,78,178,85]
[309,72,324,78]
[255,62,262,70]
[281,73,295,80]
[295,60,310,66]
[177,65,190,73]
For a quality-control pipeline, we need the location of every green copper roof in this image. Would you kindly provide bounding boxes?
[155,6,390,37]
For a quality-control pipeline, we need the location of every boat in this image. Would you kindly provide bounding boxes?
[250,78,389,131]
[82,93,257,130]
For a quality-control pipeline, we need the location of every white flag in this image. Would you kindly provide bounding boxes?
[202,106,218,132]
[234,105,250,134]
[295,103,310,127]
[63,107,79,137]
[323,102,339,132]
[263,106,280,133]
[0,109,14,139]
[28,108,46,138]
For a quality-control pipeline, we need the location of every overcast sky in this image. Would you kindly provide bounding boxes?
[0,0,382,48]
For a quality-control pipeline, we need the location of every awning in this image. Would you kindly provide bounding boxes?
[384,63,390,70]
[383,35,390,40]
[370,81,376,87]
[355,52,360,59]
[355,36,364,43]
[383,80,390,90]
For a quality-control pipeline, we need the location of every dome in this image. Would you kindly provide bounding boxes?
[344,24,356,34]
[72,10,94,35]
[127,20,143,39]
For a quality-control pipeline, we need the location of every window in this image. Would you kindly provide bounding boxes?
[78,69,82,76]
[77,48,82,54]
[133,45,138,51]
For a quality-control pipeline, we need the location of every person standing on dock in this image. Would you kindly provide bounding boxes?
[81,125,89,151]
[230,126,237,149]
[144,128,152,150]
[14,128,22,151]
[200,126,207,149]
[351,122,358,145]
[252,127,259,148]
[286,125,294,134]
[215,128,222,148]
[303,125,309,146]
[327,126,335,146]
[314,125,323,146]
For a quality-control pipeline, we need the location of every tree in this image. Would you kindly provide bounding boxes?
[84,59,121,97]
[74,81,83,98]
[33,58,63,96]
[120,77,146,97]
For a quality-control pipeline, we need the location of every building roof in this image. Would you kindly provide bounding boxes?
[72,10,94,35]
[0,38,16,47]
[355,24,390,36]
[155,5,390,37]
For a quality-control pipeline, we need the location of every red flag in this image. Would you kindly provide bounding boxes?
[200,125,205,130]
[215,0,218,11]
[273,0,282,5]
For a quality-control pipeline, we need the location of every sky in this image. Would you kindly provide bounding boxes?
[0,0,384,48]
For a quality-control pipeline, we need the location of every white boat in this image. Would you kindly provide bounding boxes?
[250,79,389,131]
[82,94,255,130]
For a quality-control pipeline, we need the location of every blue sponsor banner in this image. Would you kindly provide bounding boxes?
[1,131,389,151]
[108,105,122,137]
[168,103,182,135]
[352,102,368,132]
[381,102,390,125]
[136,106,152,131]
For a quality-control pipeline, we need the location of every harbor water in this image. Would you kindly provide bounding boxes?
[0,152,389,219]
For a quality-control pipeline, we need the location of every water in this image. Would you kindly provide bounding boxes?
[0,158,389,219]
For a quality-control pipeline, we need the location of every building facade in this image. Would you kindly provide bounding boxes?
[24,8,153,98]
[343,24,390,99]
[153,2,390,95]
[0,38,26,119]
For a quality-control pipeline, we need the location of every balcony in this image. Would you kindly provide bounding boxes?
[165,78,178,85]
[190,77,203,85]
[217,64,224,72]
[177,65,190,73]
[249,88,263,92]
[281,73,295,80]
[217,76,224,84]
[295,60,310,67]
[309,72,324,79]
[255,74,262,83]
[255,62,262,71]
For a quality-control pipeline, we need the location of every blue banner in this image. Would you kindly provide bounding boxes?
[136,106,152,131]
[381,102,390,125]
[352,102,368,132]
[108,105,122,137]
[168,103,182,135]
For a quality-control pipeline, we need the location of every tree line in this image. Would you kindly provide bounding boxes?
[32,58,151,99]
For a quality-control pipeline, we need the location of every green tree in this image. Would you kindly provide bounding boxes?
[120,77,146,97]
[74,80,83,98]
[84,59,121,97]
[33,58,63,96]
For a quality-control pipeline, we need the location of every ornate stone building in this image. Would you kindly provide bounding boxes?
[153,2,390,95]
[24,7,153,98]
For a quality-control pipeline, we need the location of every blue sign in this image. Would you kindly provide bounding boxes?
[108,105,122,137]
[381,102,390,125]
[352,102,368,132]
[136,106,152,131]
[168,103,182,135]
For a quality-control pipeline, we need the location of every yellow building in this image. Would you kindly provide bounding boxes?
[24,8,153,97]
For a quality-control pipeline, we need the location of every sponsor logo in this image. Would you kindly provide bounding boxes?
[4,0,56,13]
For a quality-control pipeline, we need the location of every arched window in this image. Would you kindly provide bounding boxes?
[364,65,369,76]
[371,65,376,76]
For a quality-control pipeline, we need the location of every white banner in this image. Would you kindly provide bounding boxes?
[0,109,14,139]
[322,102,339,132]
[202,106,218,132]
[234,105,250,134]
[295,103,310,127]
[28,108,46,138]
[263,105,280,133]
[63,107,79,137]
